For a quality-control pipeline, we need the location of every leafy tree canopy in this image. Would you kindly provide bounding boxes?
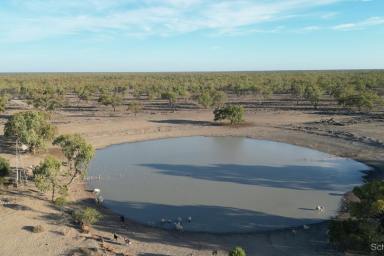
[214,105,244,124]
[53,134,95,186]
[4,111,56,153]
[33,156,62,201]
[229,246,246,256]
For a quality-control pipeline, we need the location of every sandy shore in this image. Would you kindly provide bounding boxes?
[1,106,384,255]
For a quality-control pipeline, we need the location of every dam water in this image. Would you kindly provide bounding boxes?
[88,136,368,233]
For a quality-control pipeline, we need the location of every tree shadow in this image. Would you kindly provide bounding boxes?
[100,200,323,234]
[72,198,338,255]
[138,254,172,256]
[150,119,217,126]
[0,135,15,154]
[139,163,367,191]
[360,160,384,182]
[22,226,35,233]
[3,203,33,211]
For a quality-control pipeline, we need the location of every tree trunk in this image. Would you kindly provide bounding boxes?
[67,171,78,186]
[51,184,55,202]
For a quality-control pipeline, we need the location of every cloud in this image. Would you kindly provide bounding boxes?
[0,0,344,42]
[333,16,384,30]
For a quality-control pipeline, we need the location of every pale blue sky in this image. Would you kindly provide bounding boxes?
[0,0,383,72]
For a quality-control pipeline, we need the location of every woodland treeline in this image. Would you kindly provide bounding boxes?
[0,71,383,112]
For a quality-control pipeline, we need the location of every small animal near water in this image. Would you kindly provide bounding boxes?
[316,205,325,212]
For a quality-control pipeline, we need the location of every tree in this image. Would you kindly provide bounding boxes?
[127,101,143,116]
[0,157,10,177]
[73,207,102,232]
[75,86,93,103]
[197,90,213,108]
[214,105,244,124]
[304,84,322,109]
[229,246,246,256]
[329,181,384,252]
[290,80,306,105]
[28,87,64,111]
[98,92,122,112]
[212,91,228,108]
[4,111,56,153]
[0,95,9,113]
[197,90,228,109]
[161,91,177,109]
[53,134,95,186]
[339,90,382,111]
[33,156,62,202]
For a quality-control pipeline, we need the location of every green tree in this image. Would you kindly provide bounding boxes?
[127,100,143,116]
[329,181,384,252]
[0,95,9,113]
[304,84,322,109]
[229,246,246,256]
[0,157,11,177]
[214,105,244,124]
[161,91,177,108]
[197,90,227,108]
[53,134,95,186]
[98,92,123,112]
[4,111,56,153]
[339,90,382,111]
[290,80,306,105]
[75,86,93,103]
[212,91,228,108]
[197,90,214,108]
[29,88,64,111]
[33,156,62,202]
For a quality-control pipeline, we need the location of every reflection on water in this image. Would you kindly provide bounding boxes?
[88,136,369,233]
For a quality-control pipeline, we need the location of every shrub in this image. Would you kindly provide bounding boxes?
[73,207,102,227]
[214,105,244,124]
[127,101,143,115]
[229,246,246,256]
[54,196,68,209]
[0,157,11,177]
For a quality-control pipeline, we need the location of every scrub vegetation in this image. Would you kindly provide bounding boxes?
[0,71,383,117]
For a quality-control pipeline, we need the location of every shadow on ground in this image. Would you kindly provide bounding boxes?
[139,163,366,191]
[150,119,217,126]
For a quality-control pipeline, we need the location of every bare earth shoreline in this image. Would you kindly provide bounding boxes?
[1,106,384,256]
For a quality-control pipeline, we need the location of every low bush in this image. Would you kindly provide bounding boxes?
[73,207,102,231]
[54,196,67,210]
[0,157,10,177]
[214,105,244,124]
[229,246,246,256]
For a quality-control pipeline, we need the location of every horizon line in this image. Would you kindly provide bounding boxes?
[1,68,384,75]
